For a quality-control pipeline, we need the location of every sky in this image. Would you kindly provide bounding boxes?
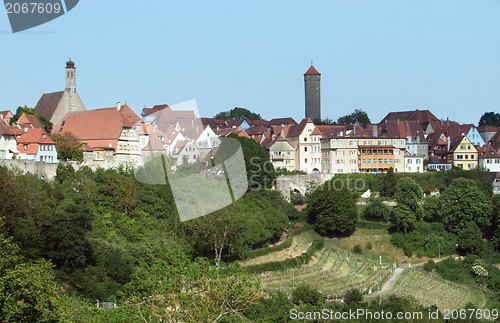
[1,1,499,125]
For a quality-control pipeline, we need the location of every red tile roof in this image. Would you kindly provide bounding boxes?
[304,65,321,75]
[142,104,169,117]
[286,118,314,138]
[16,128,55,156]
[17,113,43,129]
[379,110,440,127]
[478,144,500,159]
[269,117,297,126]
[52,110,134,151]
[0,122,15,136]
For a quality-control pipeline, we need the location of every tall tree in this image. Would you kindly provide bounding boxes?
[307,179,358,235]
[51,132,84,162]
[391,177,424,232]
[215,107,263,120]
[337,108,371,125]
[440,177,493,233]
[478,111,500,127]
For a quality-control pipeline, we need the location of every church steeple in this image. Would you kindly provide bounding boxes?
[65,58,76,111]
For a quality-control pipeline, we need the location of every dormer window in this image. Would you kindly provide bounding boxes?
[308,129,313,133]
[24,128,28,133]
[24,144,28,150]
[42,134,46,139]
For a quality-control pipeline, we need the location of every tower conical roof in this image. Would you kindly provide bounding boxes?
[304,65,320,75]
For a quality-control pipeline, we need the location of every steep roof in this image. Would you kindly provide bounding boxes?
[34,91,64,121]
[380,120,426,141]
[0,121,15,136]
[478,144,500,159]
[17,113,43,129]
[53,109,133,139]
[142,104,169,117]
[287,118,314,138]
[304,65,321,75]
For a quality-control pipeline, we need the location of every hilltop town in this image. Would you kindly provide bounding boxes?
[1,60,499,191]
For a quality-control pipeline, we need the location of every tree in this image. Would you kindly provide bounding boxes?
[291,283,322,306]
[363,196,391,221]
[391,177,423,232]
[224,133,276,190]
[457,221,484,255]
[440,178,493,233]
[44,203,93,272]
[214,107,263,120]
[307,179,358,235]
[380,167,398,197]
[337,109,371,125]
[478,112,500,127]
[51,132,84,162]
[0,233,61,322]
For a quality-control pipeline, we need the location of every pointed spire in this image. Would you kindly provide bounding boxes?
[304,64,320,75]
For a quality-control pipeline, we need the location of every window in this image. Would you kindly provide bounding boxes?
[304,138,307,142]
[42,134,46,139]
[286,151,291,156]
[0,150,4,158]
[416,159,421,164]
[379,140,385,145]
[408,159,412,164]
[471,155,474,159]
[24,144,28,150]
[304,147,307,152]
[460,145,466,150]
[408,166,411,171]
[304,158,308,163]
[96,152,100,159]
[457,155,463,160]
[308,128,312,133]
[351,150,356,155]
[193,155,196,159]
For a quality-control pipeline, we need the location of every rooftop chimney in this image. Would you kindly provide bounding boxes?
[447,136,451,151]
[372,125,377,137]
[116,102,121,110]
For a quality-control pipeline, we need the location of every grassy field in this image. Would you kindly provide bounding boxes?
[389,267,486,310]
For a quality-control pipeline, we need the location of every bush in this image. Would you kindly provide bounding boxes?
[353,245,363,254]
[290,190,306,205]
[343,288,363,305]
[363,196,391,221]
[423,259,435,272]
[366,242,373,250]
[292,283,322,306]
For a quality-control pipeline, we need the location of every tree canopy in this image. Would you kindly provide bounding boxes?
[478,111,500,128]
[307,179,358,235]
[9,105,52,130]
[214,107,263,120]
[391,177,424,232]
[51,132,84,162]
[336,108,371,125]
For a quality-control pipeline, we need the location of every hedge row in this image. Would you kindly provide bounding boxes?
[245,224,315,259]
[243,238,325,274]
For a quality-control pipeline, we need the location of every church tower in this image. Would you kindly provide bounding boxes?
[304,64,321,121]
[65,58,76,111]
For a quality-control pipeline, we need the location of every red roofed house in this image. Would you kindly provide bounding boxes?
[264,135,295,172]
[53,104,142,167]
[34,59,86,127]
[15,128,57,163]
[478,144,500,172]
[285,118,322,173]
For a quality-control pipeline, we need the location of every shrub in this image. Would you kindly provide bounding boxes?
[366,242,373,250]
[343,288,363,305]
[363,196,391,221]
[353,245,362,254]
[292,283,322,306]
[423,260,435,272]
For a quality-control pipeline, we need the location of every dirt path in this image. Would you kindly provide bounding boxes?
[364,268,404,299]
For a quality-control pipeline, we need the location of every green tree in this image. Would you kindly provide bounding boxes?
[45,203,93,272]
[336,108,371,125]
[380,167,398,197]
[51,132,84,162]
[0,233,61,322]
[457,221,484,255]
[363,195,391,221]
[440,177,493,233]
[224,133,276,190]
[307,179,358,235]
[478,111,500,127]
[291,283,322,306]
[391,177,424,232]
[214,107,263,120]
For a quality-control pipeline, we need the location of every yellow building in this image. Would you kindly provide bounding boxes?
[447,136,477,170]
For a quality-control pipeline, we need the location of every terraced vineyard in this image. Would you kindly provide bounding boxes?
[390,268,485,309]
[258,242,392,297]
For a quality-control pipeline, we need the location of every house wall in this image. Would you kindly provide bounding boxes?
[479,158,500,172]
[405,156,424,173]
[0,134,17,159]
[270,141,295,172]
[451,137,477,170]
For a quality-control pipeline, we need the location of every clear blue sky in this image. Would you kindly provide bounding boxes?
[1,1,499,125]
